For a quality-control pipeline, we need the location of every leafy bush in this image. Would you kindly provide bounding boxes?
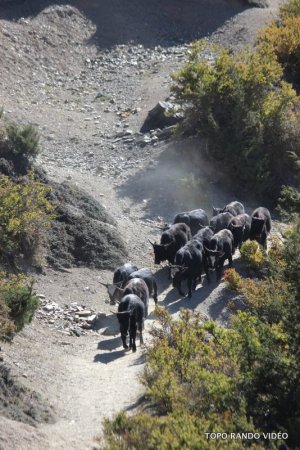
[171,40,300,201]
[238,277,290,323]
[0,173,54,259]
[103,410,262,450]
[0,295,15,340]
[3,123,40,157]
[282,220,300,291]
[224,268,242,291]
[240,240,266,270]
[280,0,300,18]
[0,273,39,341]
[258,16,300,84]
[276,185,300,221]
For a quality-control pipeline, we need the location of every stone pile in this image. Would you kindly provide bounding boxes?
[36,295,105,337]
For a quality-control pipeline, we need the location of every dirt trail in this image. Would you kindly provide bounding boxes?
[0,1,284,448]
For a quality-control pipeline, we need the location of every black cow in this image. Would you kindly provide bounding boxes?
[192,226,214,249]
[128,268,158,304]
[249,207,272,249]
[228,213,252,249]
[116,294,145,352]
[213,201,245,217]
[205,229,234,280]
[171,240,209,298]
[150,223,192,266]
[173,209,209,235]
[113,262,139,288]
[209,212,234,233]
[108,278,149,316]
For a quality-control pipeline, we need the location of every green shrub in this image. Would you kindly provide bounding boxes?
[258,16,300,84]
[0,273,39,340]
[171,40,300,201]
[240,240,266,270]
[1,123,40,157]
[276,185,300,222]
[0,173,54,259]
[224,268,242,291]
[280,0,300,18]
[0,295,15,340]
[282,221,300,291]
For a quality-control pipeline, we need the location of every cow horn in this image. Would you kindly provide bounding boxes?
[110,310,118,315]
[99,281,109,287]
[148,240,155,246]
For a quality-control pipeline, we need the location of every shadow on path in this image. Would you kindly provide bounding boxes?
[94,349,126,363]
[161,278,217,314]
[97,336,120,351]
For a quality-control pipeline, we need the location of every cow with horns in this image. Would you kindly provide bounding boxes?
[205,229,235,280]
[149,223,192,268]
[114,294,145,352]
[249,207,272,249]
[170,240,209,298]
[173,208,209,235]
[212,201,245,217]
[100,278,149,316]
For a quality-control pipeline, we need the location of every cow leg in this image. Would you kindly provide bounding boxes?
[153,281,158,304]
[121,334,128,350]
[138,321,144,346]
[130,325,137,352]
[228,253,233,268]
[193,278,197,291]
[262,231,267,249]
[187,276,193,298]
[176,278,185,297]
[216,259,225,280]
[203,259,210,283]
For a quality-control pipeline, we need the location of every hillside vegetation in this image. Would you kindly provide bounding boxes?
[171,0,300,208]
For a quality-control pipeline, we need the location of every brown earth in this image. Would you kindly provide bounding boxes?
[0,1,285,449]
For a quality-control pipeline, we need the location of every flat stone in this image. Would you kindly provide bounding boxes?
[77,310,92,317]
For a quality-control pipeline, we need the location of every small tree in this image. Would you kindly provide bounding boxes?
[0,273,39,339]
[5,123,40,157]
[0,173,55,259]
[171,40,300,201]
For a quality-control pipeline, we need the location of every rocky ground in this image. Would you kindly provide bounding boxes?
[0,0,285,449]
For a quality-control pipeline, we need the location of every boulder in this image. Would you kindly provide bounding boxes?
[140,101,182,133]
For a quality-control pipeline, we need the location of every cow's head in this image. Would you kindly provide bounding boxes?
[149,241,168,264]
[170,265,188,289]
[100,281,123,303]
[229,224,244,247]
[204,247,225,269]
[251,217,265,236]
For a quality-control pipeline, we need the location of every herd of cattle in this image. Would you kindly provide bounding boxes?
[100,201,272,352]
